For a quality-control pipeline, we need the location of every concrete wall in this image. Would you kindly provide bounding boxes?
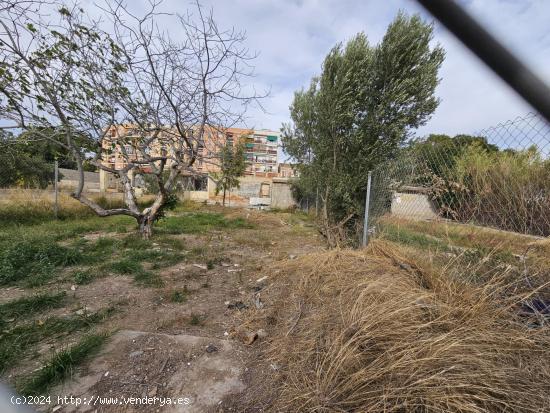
[391,192,438,220]
[208,175,272,206]
[58,168,100,193]
[271,178,296,209]
[181,191,209,202]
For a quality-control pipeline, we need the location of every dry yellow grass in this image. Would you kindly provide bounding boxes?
[263,240,550,412]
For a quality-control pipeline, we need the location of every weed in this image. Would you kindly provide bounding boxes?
[0,292,66,327]
[134,270,164,287]
[169,288,188,303]
[0,307,114,372]
[189,313,203,326]
[380,223,449,251]
[105,259,142,275]
[0,239,82,286]
[73,269,95,285]
[19,333,108,396]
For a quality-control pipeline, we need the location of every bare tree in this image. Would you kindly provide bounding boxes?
[0,0,264,237]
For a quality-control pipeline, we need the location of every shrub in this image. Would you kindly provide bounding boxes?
[430,145,550,236]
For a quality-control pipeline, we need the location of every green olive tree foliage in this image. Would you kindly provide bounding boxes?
[212,141,247,206]
[282,13,444,245]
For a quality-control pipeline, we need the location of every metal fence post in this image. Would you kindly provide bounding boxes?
[362,170,372,247]
[54,160,59,219]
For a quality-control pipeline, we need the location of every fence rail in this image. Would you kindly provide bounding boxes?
[366,112,550,242]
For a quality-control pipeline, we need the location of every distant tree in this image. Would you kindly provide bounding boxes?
[409,133,498,178]
[282,12,444,245]
[0,131,54,188]
[213,141,246,206]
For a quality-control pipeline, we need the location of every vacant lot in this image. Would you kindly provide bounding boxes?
[0,200,322,411]
[1,201,549,412]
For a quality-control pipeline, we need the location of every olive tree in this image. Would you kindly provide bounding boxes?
[282,13,444,245]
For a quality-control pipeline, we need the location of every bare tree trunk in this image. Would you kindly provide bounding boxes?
[223,187,226,206]
[138,215,154,239]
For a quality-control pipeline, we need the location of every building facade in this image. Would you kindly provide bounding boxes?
[99,125,282,191]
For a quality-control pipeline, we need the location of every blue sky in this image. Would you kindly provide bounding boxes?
[85,0,550,139]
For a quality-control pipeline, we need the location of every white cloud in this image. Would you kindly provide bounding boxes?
[85,0,550,136]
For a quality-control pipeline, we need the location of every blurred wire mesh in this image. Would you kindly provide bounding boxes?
[368,112,550,238]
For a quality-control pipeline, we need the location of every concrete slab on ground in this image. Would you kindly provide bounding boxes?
[49,330,245,413]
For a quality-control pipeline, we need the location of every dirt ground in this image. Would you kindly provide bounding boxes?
[2,206,324,412]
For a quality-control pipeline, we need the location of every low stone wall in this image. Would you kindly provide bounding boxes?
[181,191,209,202]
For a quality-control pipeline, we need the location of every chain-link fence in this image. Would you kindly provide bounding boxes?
[366,112,550,242]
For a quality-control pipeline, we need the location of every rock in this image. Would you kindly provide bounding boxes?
[104,371,109,377]
[70,284,77,291]
[52,406,62,412]
[193,264,208,270]
[206,344,219,353]
[289,254,297,260]
[129,350,144,358]
[221,263,231,267]
[270,363,280,371]
[256,329,267,339]
[224,301,230,306]
[75,309,85,316]
[223,331,229,336]
[256,276,268,283]
[148,386,158,397]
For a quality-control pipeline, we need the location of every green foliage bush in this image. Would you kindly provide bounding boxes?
[403,134,550,236]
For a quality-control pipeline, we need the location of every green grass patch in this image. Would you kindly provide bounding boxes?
[104,258,163,286]
[133,270,163,287]
[19,333,108,396]
[156,212,253,234]
[72,269,97,285]
[105,259,142,275]
[0,239,82,286]
[0,292,66,328]
[0,307,114,373]
[380,223,449,251]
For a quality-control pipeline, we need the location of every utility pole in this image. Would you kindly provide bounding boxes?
[362,171,372,247]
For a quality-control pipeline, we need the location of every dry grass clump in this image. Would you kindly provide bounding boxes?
[266,241,550,412]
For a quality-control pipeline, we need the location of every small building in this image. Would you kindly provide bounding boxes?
[391,186,438,220]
